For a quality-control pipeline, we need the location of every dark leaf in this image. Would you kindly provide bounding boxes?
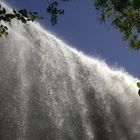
[137,82,140,88]
[138,89,140,96]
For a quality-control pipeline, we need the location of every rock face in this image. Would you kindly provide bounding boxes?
[0,2,140,140]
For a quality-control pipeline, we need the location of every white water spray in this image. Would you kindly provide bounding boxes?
[0,2,140,140]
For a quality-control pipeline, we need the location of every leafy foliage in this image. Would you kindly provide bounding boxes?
[0,0,71,37]
[95,0,140,50]
[137,82,140,88]
[47,1,64,25]
[0,0,72,37]
[1,0,140,50]
[46,0,72,25]
[137,82,140,96]
[0,5,43,37]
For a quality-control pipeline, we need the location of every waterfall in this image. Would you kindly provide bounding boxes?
[0,1,140,140]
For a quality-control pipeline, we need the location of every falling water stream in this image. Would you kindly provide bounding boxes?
[0,1,140,140]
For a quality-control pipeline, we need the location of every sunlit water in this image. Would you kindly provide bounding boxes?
[0,1,140,140]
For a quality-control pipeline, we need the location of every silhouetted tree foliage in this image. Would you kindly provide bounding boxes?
[0,5,43,37]
[0,0,69,37]
[137,82,140,96]
[95,0,140,50]
[1,0,140,50]
[47,1,65,25]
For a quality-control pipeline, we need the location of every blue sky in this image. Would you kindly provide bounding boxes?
[4,0,140,79]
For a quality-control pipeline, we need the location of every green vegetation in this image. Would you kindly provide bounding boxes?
[0,5,43,37]
[1,0,140,50]
[137,82,140,96]
[0,0,67,37]
[137,82,140,88]
[95,0,140,50]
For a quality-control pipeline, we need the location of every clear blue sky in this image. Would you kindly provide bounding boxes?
[4,0,140,79]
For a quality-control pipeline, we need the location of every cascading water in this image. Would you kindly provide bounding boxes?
[0,1,140,140]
